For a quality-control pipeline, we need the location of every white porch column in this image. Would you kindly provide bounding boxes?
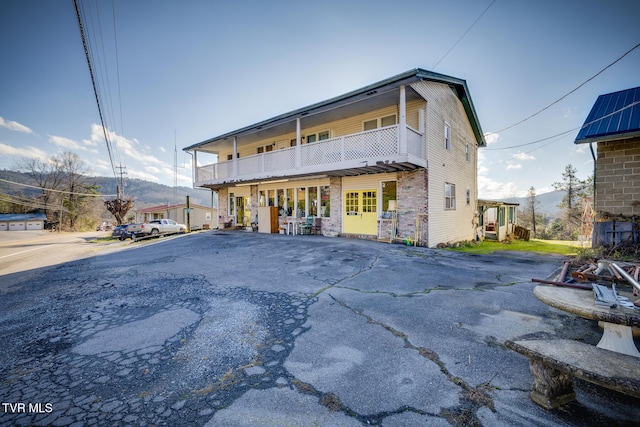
[296,117,302,168]
[193,150,198,182]
[399,85,407,154]
[233,137,238,177]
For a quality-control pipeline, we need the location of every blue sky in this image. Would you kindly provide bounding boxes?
[1,0,638,199]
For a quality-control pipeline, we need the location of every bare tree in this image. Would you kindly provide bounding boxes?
[57,152,94,230]
[16,157,64,218]
[104,197,134,225]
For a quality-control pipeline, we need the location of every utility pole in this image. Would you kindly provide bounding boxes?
[186,195,191,232]
[115,163,127,199]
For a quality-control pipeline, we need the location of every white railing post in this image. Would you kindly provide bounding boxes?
[296,118,302,168]
[233,137,238,177]
[399,85,407,154]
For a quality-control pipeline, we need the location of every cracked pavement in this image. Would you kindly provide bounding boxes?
[1,231,638,426]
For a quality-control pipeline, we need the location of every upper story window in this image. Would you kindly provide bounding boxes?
[465,143,470,162]
[363,115,396,131]
[444,122,451,151]
[306,131,330,143]
[445,183,456,210]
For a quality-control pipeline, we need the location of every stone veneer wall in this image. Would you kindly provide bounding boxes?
[323,176,342,236]
[396,169,429,245]
[596,138,640,219]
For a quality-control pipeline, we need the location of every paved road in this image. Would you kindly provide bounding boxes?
[0,231,637,426]
[0,231,115,279]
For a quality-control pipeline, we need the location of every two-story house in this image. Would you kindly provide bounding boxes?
[184,68,486,247]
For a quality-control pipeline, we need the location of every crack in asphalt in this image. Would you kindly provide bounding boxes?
[328,293,497,427]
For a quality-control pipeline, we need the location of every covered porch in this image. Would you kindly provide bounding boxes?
[477,200,519,241]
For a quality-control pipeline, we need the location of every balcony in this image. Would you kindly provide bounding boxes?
[195,125,425,187]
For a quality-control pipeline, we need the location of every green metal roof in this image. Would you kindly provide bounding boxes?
[183,68,486,151]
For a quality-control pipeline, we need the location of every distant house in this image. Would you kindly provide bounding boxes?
[134,203,217,230]
[574,86,640,246]
[184,68,486,247]
[0,213,47,231]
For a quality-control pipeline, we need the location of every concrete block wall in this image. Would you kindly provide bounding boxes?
[596,138,640,219]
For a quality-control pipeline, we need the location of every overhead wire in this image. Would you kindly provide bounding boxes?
[491,42,640,134]
[432,0,496,70]
[0,178,117,197]
[485,99,640,151]
[73,0,118,183]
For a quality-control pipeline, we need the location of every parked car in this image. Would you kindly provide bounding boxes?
[126,219,187,240]
[111,224,133,240]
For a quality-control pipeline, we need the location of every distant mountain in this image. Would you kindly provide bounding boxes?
[0,170,215,209]
[502,190,564,217]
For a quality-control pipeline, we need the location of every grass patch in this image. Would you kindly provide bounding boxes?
[448,239,582,256]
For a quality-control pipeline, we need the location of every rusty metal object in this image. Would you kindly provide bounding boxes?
[531,278,592,290]
[558,261,571,283]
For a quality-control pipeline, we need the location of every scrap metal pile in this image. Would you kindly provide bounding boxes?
[533,259,640,307]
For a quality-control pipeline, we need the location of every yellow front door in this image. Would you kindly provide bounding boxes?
[343,190,378,235]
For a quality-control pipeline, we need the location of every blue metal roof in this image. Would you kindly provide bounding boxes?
[575,87,640,144]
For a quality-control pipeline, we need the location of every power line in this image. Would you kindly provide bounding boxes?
[485,99,640,151]
[432,0,496,70]
[73,0,118,182]
[491,41,640,134]
[0,178,117,197]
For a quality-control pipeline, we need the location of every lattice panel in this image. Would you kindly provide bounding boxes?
[301,139,342,167]
[264,147,296,172]
[344,127,398,160]
[406,128,423,157]
[197,165,213,182]
[237,155,262,176]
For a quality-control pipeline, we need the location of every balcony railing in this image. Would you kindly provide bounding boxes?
[195,125,423,185]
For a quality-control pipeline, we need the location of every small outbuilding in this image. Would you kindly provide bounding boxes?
[574,86,640,246]
[0,213,47,231]
[477,200,519,241]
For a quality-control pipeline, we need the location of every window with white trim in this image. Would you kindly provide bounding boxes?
[363,115,396,131]
[305,131,330,143]
[444,122,451,151]
[465,143,470,162]
[445,183,456,210]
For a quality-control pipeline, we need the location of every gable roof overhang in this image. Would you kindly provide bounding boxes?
[575,87,640,145]
[184,68,486,154]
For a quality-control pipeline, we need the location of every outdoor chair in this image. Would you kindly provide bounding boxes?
[299,216,314,235]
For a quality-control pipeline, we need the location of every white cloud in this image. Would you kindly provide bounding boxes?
[513,152,535,160]
[0,142,48,161]
[127,168,161,182]
[478,175,523,199]
[49,135,81,149]
[159,146,166,153]
[506,163,522,170]
[483,132,500,145]
[49,135,99,154]
[0,117,33,134]
[145,166,160,173]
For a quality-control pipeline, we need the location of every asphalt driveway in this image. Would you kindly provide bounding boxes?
[0,231,637,426]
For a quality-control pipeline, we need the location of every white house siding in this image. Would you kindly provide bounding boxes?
[411,80,478,246]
